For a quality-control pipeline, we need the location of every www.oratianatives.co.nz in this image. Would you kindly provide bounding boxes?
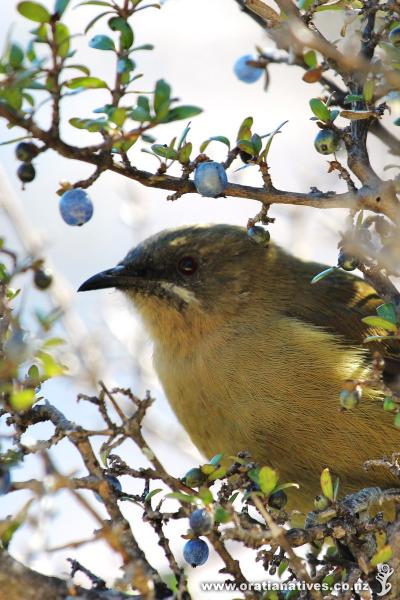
[200,581,375,593]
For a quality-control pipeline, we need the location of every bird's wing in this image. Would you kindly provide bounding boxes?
[283,265,400,386]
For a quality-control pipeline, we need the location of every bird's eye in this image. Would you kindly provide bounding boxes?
[177,256,198,276]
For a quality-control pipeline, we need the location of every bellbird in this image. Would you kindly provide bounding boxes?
[79,224,400,509]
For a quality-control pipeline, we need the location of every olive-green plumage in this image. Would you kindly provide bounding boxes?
[79,224,400,510]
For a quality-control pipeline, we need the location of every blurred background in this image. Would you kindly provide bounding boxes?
[0,0,398,597]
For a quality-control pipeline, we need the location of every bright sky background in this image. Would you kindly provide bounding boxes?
[0,0,398,597]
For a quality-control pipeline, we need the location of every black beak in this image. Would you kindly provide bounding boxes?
[78,265,130,292]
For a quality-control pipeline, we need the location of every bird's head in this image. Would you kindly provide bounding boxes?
[78,224,272,351]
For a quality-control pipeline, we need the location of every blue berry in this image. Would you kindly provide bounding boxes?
[194,162,228,198]
[95,474,122,503]
[338,251,359,271]
[184,468,205,488]
[0,469,11,495]
[15,142,38,162]
[314,130,339,155]
[268,489,287,509]
[247,226,270,247]
[17,163,35,183]
[233,54,263,84]
[389,25,400,47]
[189,508,214,535]
[34,268,53,290]
[183,538,209,567]
[59,188,93,226]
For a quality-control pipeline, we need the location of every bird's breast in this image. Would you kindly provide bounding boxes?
[153,314,400,509]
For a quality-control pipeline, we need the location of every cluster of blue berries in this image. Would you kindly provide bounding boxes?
[183,508,213,567]
[15,142,38,186]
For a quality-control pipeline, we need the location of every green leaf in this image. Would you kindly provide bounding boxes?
[1,500,33,548]
[166,492,196,503]
[117,57,135,74]
[273,482,300,492]
[344,94,364,104]
[37,351,66,377]
[177,122,191,148]
[259,466,279,495]
[383,397,396,412]
[198,487,213,505]
[309,98,331,122]
[138,95,150,113]
[333,477,340,500]
[6,288,21,301]
[251,133,262,155]
[303,50,317,68]
[154,79,171,114]
[377,303,398,325]
[27,364,40,382]
[9,44,24,69]
[214,506,231,523]
[69,117,109,132]
[109,107,126,127]
[65,76,108,89]
[361,316,398,333]
[141,133,156,143]
[178,142,192,164]
[237,139,255,155]
[131,43,154,51]
[199,135,230,152]
[144,488,163,502]
[42,337,65,348]
[329,109,340,121]
[155,100,170,122]
[129,106,149,122]
[10,389,36,411]
[237,116,253,140]
[166,105,202,122]
[55,23,70,57]
[84,10,114,34]
[151,144,177,160]
[77,0,112,4]
[278,559,289,577]
[320,468,334,501]
[32,23,49,43]
[17,1,51,22]
[26,40,37,62]
[55,0,71,15]
[89,34,115,51]
[0,88,23,111]
[209,453,223,466]
[108,17,134,50]
[311,266,337,284]
[363,79,374,103]
[65,63,90,75]
[371,545,393,566]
